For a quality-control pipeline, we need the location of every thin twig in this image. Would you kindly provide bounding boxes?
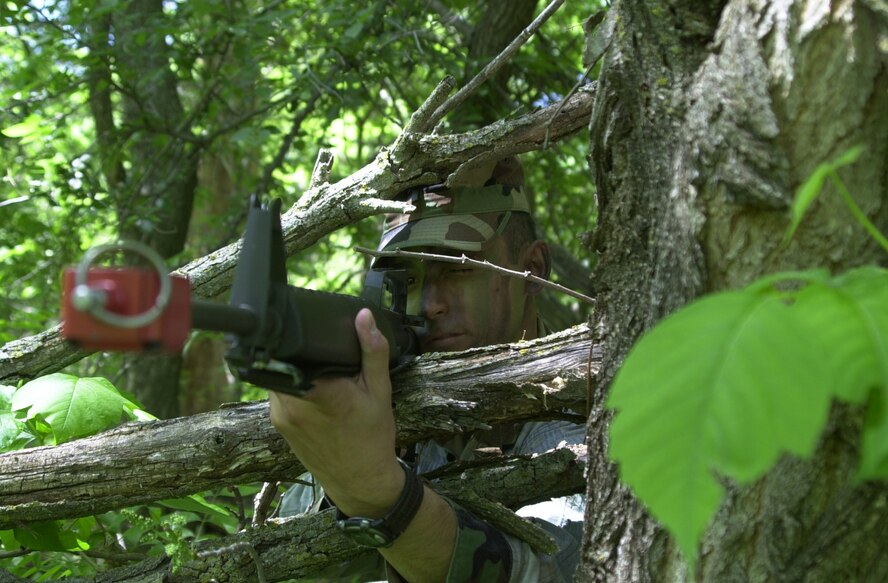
[309,148,335,189]
[544,10,610,149]
[543,68,594,150]
[424,0,566,131]
[354,246,596,305]
[255,90,323,197]
[401,76,457,136]
[231,485,247,530]
[426,0,473,39]
[252,481,279,528]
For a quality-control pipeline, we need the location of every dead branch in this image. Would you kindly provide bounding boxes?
[0,325,596,529]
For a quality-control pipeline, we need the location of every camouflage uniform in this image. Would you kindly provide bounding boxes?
[282,157,585,582]
[380,159,584,583]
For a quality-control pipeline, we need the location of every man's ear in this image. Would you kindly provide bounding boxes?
[523,240,551,296]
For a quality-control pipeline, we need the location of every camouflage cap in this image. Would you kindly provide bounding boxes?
[379,157,530,253]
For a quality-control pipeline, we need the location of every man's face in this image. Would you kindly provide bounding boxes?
[394,237,531,353]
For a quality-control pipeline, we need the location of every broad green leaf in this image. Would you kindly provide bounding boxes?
[608,287,832,567]
[832,267,888,480]
[13,521,88,552]
[11,373,139,444]
[793,267,888,405]
[1,115,41,138]
[0,529,19,551]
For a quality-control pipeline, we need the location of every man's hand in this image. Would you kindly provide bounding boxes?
[269,308,457,582]
[268,308,405,516]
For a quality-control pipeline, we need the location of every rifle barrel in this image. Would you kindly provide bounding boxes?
[191,299,259,337]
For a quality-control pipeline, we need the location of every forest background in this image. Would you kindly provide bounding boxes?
[1,0,887,582]
[0,0,595,579]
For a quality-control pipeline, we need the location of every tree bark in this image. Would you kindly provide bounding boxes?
[0,325,595,529]
[21,445,581,583]
[579,0,888,581]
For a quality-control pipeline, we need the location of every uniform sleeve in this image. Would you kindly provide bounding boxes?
[386,499,579,583]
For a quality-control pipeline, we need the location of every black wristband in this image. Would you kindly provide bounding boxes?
[334,460,425,548]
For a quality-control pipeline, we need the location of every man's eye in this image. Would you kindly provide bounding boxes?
[406,276,418,287]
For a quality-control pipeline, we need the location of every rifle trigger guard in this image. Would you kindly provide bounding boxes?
[73,240,172,329]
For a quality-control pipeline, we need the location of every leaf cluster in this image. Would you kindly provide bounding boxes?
[0,373,266,578]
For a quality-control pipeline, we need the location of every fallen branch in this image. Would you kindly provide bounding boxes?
[55,445,587,583]
[0,325,596,528]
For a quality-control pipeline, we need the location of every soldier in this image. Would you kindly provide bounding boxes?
[270,156,584,582]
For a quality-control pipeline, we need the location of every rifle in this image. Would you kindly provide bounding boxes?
[61,195,426,396]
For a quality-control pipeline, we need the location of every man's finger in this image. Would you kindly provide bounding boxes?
[355,308,391,394]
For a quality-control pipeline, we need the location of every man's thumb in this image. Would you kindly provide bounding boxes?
[355,308,390,381]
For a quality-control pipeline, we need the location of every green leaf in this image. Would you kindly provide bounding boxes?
[0,384,15,411]
[792,267,888,405]
[343,20,364,39]
[1,115,41,138]
[158,494,233,520]
[0,529,20,551]
[829,267,888,480]
[861,387,888,480]
[832,144,865,168]
[785,164,830,243]
[11,373,139,444]
[607,286,833,567]
[13,521,88,552]
[0,412,24,452]
[784,145,866,244]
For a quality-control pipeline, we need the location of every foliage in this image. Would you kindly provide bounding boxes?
[9,373,151,446]
[0,372,244,577]
[2,0,597,577]
[607,149,888,570]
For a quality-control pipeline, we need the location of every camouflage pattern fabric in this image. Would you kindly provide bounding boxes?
[384,500,510,583]
[445,503,512,582]
[378,184,531,253]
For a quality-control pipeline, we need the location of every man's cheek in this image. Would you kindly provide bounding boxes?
[406,294,421,316]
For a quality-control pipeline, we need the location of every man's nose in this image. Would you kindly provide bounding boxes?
[420,279,448,320]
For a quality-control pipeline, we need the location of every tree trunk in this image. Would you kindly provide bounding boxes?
[110,0,200,418]
[579,0,888,581]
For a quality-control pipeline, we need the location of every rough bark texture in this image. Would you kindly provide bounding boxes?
[0,325,595,529]
[579,0,888,581]
[24,446,583,583]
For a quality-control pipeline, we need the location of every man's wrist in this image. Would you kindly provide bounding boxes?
[324,458,405,518]
[332,460,425,548]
